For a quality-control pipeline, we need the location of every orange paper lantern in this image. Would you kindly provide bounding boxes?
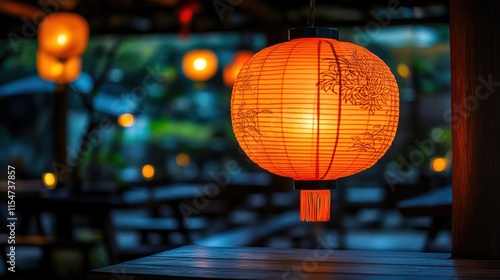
[38,12,89,59]
[223,51,253,87]
[230,27,399,222]
[36,51,81,84]
[182,49,218,82]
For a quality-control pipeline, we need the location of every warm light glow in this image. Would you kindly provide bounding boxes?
[193,58,207,71]
[232,38,399,180]
[182,49,218,82]
[37,51,81,84]
[397,63,411,79]
[56,34,68,45]
[431,157,449,172]
[117,113,135,127]
[42,173,57,189]
[38,12,89,59]
[231,36,399,221]
[223,51,253,87]
[176,153,190,167]
[142,164,155,180]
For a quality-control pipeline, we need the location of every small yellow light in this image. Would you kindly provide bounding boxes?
[117,113,135,127]
[142,164,155,180]
[56,34,68,45]
[193,58,207,71]
[42,173,57,189]
[397,63,411,79]
[176,153,190,167]
[431,157,449,173]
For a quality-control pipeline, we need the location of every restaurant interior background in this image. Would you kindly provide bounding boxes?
[0,0,452,279]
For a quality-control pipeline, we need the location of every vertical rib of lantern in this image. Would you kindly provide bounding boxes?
[252,43,286,176]
[331,50,373,178]
[280,40,304,180]
[320,40,342,180]
[314,40,322,179]
[300,190,331,222]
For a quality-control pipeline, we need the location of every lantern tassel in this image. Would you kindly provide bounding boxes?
[300,190,330,222]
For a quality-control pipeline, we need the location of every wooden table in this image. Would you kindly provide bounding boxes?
[89,245,500,280]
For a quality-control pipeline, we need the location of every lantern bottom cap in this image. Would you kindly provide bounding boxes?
[294,180,336,190]
[300,190,331,222]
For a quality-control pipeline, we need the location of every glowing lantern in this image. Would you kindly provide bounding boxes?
[182,49,218,82]
[179,4,195,24]
[223,51,253,87]
[230,27,399,222]
[36,51,81,84]
[38,12,89,59]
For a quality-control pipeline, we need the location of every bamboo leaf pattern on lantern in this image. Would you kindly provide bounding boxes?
[234,69,272,142]
[236,69,255,93]
[236,102,272,142]
[348,125,387,153]
[318,48,392,114]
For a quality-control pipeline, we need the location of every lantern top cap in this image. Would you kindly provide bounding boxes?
[288,27,339,40]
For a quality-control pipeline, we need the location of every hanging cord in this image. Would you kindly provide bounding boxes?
[308,0,316,27]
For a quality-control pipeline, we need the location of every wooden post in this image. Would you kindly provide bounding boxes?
[54,83,69,183]
[450,0,500,259]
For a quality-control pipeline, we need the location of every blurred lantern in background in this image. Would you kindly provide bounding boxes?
[223,51,253,87]
[36,51,81,83]
[36,12,89,84]
[230,27,399,222]
[177,2,199,37]
[37,12,90,187]
[179,5,194,25]
[38,12,89,59]
[182,49,218,82]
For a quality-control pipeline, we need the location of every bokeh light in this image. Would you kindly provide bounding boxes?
[142,164,155,180]
[117,113,135,127]
[397,63,411,79]
[176,153,190,167]
[42,173,57,189]
[430,157,449,172]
